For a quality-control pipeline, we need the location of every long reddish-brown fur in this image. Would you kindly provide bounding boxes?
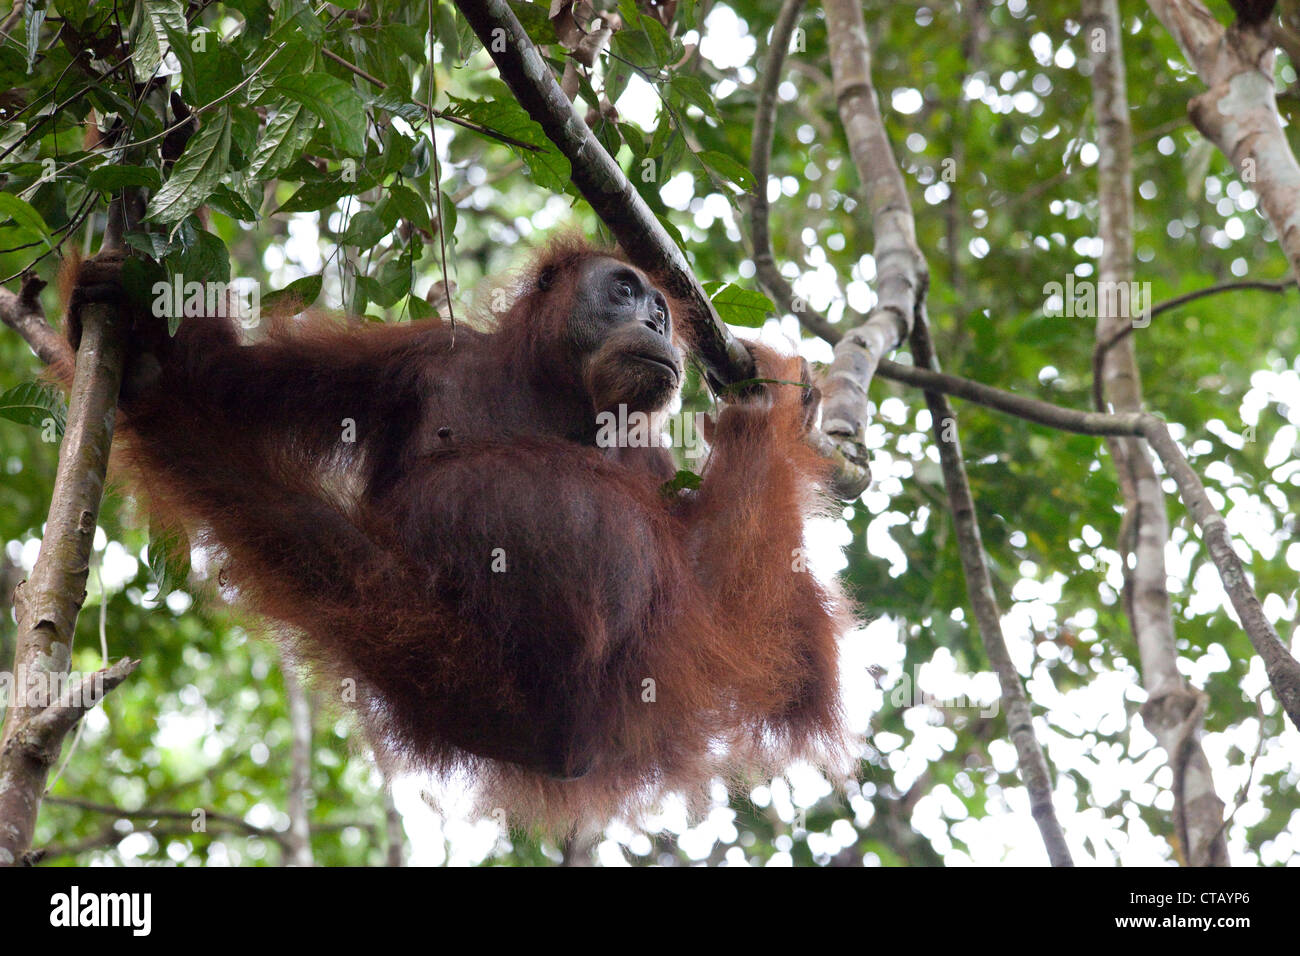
[57,239,856,830]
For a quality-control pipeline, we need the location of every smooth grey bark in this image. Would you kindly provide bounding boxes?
[1084,0,1228,867]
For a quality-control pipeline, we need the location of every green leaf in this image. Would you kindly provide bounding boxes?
[247,101,318,180]
[247,37,317,99]
[698,149,755,192]
[712,283,774,328]
[618,0,673,61]
[53,0,90,28]
[0,193,54,249]
[147,522,192,596]
[145,107,233,225]
[167,229,231,286]
[369,93,426,124]
[131,0,188,83]
[436,189,457,238]
[402,135,431,179]
[435,0,462,64]
[339,209,390,246]
[593,114,622,158]
[668,76,718,121]
[269,0,323,45]
[386,183,431,230]
[86,165,163,193]
[371,255,413,307]
[262,273,323,317]
[610,26,658,72]
[275,180,358,214]
[618,122,646,157]
[376,127,416,178]
[207,184,260,222]
[406,293,435,320]
[510,1,558,44]
[0,382,66,436]
[273,73,367,157]
[381,23,427,61]
[23,3,43,71]
[125,231,179,259]
[661,469,702,496]
[450,97,569,191]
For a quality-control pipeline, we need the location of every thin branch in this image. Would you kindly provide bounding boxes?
[879,360,1141,434]
[1150,275,1296,317]
[901,361,1300,729]
[1209,692,1267,847]
[41,793,380,857]
[749,0,844,349]
[1093,276,1296,411]
[43,794,283,842]
[908,316,1075,867]
[819,0,928,460]
[14,658,139,757]
[882,355,1300,731]
[281,651,315,867]
[1141,418,1300,729]
[0,273,67,365]
[323,47,387,89]
[1,0,23,36]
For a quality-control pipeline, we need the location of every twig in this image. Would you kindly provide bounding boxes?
[1092,276,1296,412]
[0,273,66,365]
[748,0,844,349]
[1209,692,1268,847]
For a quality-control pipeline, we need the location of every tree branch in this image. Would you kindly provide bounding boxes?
[749,0,845,347]
[819,0,929,462]
[12,658,139,758]
[1092,276,1296,410]
[1147,0,1300,280]
[1140,418,1300,729]
[821,0,1073,866]
[1086,0,1227,867]
[281,650,315,867]
[0,211,131,867]
[450,0,754,394]
[0,273,68,366]
[746,0,869,498]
